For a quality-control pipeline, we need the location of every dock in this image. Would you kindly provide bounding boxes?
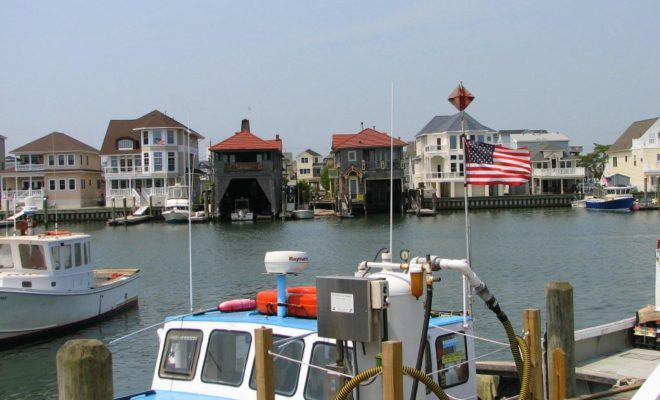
[107,214,151,226]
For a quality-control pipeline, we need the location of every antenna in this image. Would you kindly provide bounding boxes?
[187,113,193,312]
[389,83,394,256]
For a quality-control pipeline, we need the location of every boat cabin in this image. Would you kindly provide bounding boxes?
[0,233,94,291]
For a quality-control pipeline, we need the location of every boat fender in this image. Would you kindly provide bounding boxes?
[218,298,257,313]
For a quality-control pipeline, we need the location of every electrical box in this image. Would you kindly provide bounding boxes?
[316,276,386,342]
[370,280,388,309]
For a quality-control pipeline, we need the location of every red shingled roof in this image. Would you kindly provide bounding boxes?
[332,128,406,151]
[210,130,282,152]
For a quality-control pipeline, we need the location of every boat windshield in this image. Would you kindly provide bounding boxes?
[159,329,203,380]
[249,334,304,396]
[201,329,252,386]
[0,243,14,269]
[18,244,47,270]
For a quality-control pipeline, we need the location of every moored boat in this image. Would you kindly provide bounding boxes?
[291,208,314,219]
[585,186,635,211]
[162,184,191,223]
[230,197,254,221]
[0,230,139,344]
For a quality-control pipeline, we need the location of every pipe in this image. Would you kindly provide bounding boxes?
[276,274,287,317]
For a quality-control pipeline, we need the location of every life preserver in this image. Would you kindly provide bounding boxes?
[256,286,317,318]
[46,230,71,236]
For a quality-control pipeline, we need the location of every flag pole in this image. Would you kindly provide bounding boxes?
[461,111,472,324]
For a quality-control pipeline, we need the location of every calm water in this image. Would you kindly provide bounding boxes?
[0,208,658,399]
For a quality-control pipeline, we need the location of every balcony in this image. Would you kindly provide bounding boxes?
[15,164,45,172]
[104,166,147,176]
[532,167,585,178]
[423,172,464,181]
[424,145,445,154]
[643,162,660,174]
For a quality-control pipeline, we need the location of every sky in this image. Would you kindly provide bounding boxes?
[1,1,660,159]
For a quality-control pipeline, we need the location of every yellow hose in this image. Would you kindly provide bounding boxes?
[516,335,531,400]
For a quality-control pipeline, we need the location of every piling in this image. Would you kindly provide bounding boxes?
[545,281,575,398]
[203,190,209,218]
[523,308,543,400]
[43,197,49,230]
[382,340,403,400]
[149,195,153,217]
[551,348,567,400]
[255,327,274,400]
[56,339,113,400]
[111,198,116,221]
[122,197,128,224]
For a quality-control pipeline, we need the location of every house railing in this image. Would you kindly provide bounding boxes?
[643,162,660,173]
[1,189,45,201]
[423,172,464,180]
[104,166,145,176]
[15,164,46,172]
[424,145,444,153]
[224,162,263,172]
[532,167,585,178]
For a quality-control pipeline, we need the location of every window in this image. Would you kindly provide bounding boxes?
[301,157,309,163]
[62,245,72,269]
[143,153,150,172]
[304,343,354,400]
[450,136,458,150]
[49,180,56,191]
[19,244,46,270]
[58,154,65,166]
[74,243,82,267]
[348,151,356,162]
[81,179,86,189]
[51,246,60,270]
[118,139,134,150]
[168,152,176,172]
[477,135,485,142]
[68,179,76,190]
[159,329,203,380]
[68,154,75,166]
[154,152,163,172]
[0,243,14,269]
[48,155,55,166]
[154,130,163,145]
[613,157,618,167]
[435,333,469,389]
[143,131,149,145]
[167,130,175,144]
[625,156,628,163]
[59,180,66,190]
[84,242,90,265]
[201,330,251,386]
[250,335,304,396]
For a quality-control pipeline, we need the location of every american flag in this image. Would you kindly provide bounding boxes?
[465,140,531,186]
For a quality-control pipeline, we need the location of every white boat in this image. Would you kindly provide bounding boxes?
[291,208,314,219]
[119,249,533,400]
[230,198,253,221]
[0,230,140,343]
[162,185,191,223]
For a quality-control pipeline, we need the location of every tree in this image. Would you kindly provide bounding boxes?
[579,143,610,181]
[320,166,329,191]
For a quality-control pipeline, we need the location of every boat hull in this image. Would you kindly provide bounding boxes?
[162,211,190,223]
[292,209,314,219]
[585,197,634,211]
[0,272,139,343]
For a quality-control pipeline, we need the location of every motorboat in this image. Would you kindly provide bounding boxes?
[230,198,253,221]
[117,249,531,400]
[291,208,314,219]
[585,186,635,211]
[0,229,139,343]
[162,184,191,223]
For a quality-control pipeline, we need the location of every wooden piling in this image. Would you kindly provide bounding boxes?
[382,340,403,400]
[43,197,49,230]
[255,327,274,400]
[523,308,544,400]
[203,190,209,218]
[122,197,127,223]
[149,195,153,217]
[546,281,575,398]
[551,348,567,400]
[56,339,113,400]
[111,198,116,221]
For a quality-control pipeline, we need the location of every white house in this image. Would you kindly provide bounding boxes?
[295,149,323,190]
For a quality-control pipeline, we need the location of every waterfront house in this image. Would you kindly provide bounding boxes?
[604,117,660,193]
[510,131,585,194]
[411,113,498,198]
[209,119,283,219]
[0,132,102,209]
[331,127,406,214]
[295,149,324,191]
[100,110,204,208]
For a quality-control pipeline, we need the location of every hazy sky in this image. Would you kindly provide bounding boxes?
[2,1,659,159]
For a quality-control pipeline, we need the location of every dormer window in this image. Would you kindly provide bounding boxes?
[118,139,134,150]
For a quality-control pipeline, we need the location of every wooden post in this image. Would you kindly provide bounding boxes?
[255,327,274,400]
[524,309,543,400]
[56,339,113,400]
[111,197,116,221]
[382,340,403,400]
[122,197,128,223]
[203,190,209,218]
[149,195,153,217]
[551,348,566,400]
[546,282,575,399]
[43,197,49,229]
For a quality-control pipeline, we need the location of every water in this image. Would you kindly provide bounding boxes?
[0,208,658,399]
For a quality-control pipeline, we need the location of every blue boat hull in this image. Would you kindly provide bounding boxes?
[585,197,634,211]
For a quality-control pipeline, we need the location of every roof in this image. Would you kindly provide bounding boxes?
[608,117,659,153]
[209,130,282,152]
[11,132,98,154]
[298,149,321,157]
[511,132,570,143]
[416,112,495,136]
[100,110,203,155]
[331,128,406,151]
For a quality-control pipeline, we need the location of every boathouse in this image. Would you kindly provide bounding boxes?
[209,119,283,219]
[331,127,406,214]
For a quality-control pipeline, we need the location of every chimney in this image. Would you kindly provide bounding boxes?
[276,134,280,141]
[241,119,250,132]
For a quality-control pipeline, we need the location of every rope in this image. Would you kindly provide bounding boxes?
[429,324,511,347]
[268,350,354,379]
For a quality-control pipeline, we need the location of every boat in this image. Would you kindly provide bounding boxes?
[230,197,253,221]
[291,208,314,219]
[585,186,635,211]
[118,249,531,400]
[0,229,140,343]
[162,184,191,223]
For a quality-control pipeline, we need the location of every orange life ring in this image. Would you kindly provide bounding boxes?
[256,287,317,318]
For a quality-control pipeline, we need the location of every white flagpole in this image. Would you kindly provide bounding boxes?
[389,83,394,256]
[461,111,472,326]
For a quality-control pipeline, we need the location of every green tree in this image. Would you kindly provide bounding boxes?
[579,143,610,181]
[320,166,329,190]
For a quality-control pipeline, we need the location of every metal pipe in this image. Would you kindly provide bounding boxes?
[276,274,287,317]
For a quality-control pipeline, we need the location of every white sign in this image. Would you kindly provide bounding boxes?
[330,292,354,314]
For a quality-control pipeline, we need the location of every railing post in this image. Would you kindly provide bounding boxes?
[255,327,274,400]
[57,339,113,400]
[382,340,403,400]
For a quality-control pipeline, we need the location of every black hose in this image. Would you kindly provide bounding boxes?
[409,282,432,400]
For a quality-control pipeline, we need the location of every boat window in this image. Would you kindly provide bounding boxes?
[249,334,304,396]
[62,245,72,269]
[304,342,355,400]
[18,244,46,270]
[0,243,14,269]
[159,329,203,380]
[435,332,469,389]
[201,330,251,386]
[83,242,90,265]
[51,246,61,270]
[74,243,82,267]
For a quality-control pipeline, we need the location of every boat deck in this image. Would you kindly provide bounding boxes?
[577,347,660,382]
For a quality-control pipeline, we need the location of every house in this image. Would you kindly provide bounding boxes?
[331,128,406,214]
[510,131,585,194]
[411,113,498,198]
[99,110,204,208]
[605,117,660,192]
[295,149,323,191]
[1,132,102,209]
[209,119,283,219]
